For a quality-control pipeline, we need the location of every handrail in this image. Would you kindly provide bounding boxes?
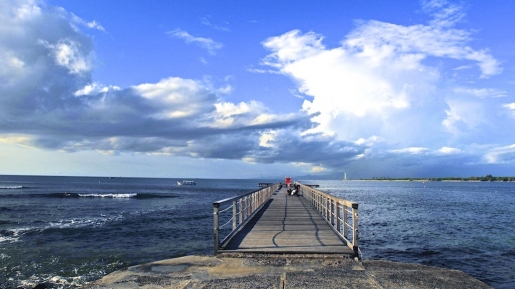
[213,183,281,255]
[296,182,359,256]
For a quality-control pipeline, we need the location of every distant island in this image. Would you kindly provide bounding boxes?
[363,174,515,182]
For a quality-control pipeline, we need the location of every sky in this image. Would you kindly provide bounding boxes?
[1,0,515,179]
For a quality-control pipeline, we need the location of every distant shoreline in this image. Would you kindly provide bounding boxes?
[350,179,485,182]
[348,175,515,182]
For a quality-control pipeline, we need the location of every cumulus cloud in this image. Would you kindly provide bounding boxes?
[0,0,312,162]
[257,0,513,175]
[168,29,223,54]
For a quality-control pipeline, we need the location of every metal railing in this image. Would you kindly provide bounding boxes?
[297,183,359,256]
[213,183,281,255]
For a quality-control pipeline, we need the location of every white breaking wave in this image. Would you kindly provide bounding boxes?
[0,227,32,243]
[78,193,137,198]
[0,236,19,243]
[0,185,23,189]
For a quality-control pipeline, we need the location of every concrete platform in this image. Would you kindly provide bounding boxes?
[83,255,492,289]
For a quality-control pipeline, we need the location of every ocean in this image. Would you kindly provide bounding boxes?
[0,176,513,288]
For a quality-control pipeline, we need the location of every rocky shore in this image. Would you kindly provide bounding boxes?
[83,254,492,288]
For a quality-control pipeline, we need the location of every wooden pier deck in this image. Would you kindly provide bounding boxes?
[219,187,354,255]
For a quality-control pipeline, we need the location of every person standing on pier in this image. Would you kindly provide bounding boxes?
[285,177,292,194]
[285,177,291,188]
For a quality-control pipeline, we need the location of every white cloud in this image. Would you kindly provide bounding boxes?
[261,0,503,158]
[74,83,120,96]
[442,98,485,134]
[390,147,428,154]
[454,87,507,98]
[3,0,41,21]
[39,39,93,74]
[247,68,282,74]
[437,146,461,154]
[259,131,276,148]
[453,65,472,70]
[133,77,217,119]
[484,144,515,164]
[311,166,326,173]
[503,103,515,110]
[0,0,319,166]
[168,29,223,55]
[71,13,105,31]
[201,17,229,32]
[354,136,379,146]
[210,101,295,129]
[422,0,465,28]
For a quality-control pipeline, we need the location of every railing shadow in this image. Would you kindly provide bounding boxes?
[221,199,273,250]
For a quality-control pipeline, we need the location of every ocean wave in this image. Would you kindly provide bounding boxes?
[0,235,19,243]
[46,193,180,199]
[0,192,180,199]
[0,227,30,243]
[0,185,24,189]
[46,214,125,229]
[78,193,138,198]
[0,214,126,241]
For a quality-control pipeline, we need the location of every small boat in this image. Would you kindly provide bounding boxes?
[182,180,196,185]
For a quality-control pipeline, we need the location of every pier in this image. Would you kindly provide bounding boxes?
[213,182,359,257]
[90,182,493,289]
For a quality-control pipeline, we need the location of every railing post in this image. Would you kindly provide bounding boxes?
[325,197,329,221]
[352,203,359,255]
[239,198,242,224]
[336,202,341,233]
[343,205,348,239]
[232,200,237,230]
[331,199,335,226]
[245,196,250,220]
[213,202,219,255]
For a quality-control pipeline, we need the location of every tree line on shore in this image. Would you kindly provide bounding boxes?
[367,174,515,182]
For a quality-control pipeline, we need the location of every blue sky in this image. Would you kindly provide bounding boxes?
[1,0,515,179]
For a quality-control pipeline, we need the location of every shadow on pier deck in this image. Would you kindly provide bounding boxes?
[219,187,354,255]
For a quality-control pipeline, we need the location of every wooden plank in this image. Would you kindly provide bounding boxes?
[220,188,354,255]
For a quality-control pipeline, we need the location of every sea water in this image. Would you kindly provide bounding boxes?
[0,176,513,288]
